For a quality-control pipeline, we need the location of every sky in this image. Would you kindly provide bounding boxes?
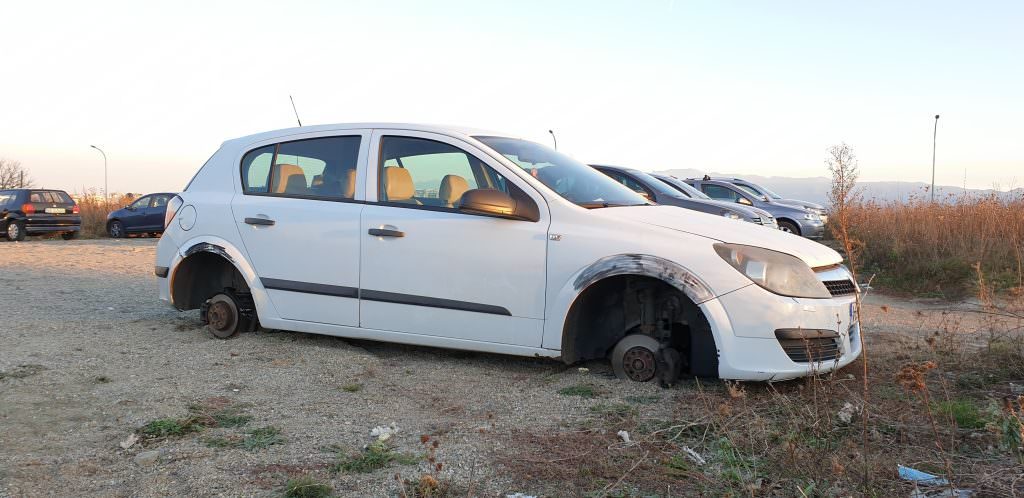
[2,0,1022,195]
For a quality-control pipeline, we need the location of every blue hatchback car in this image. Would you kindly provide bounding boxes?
[106,192,177,238]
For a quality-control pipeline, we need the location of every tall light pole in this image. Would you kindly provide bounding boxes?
[930,114,939,203]
[90,145,108,206]
[548,129,558,150]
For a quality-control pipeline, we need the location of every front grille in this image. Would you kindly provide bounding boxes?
[823,279,857,297]
[776,330,841,363]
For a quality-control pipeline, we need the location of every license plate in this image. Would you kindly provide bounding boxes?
[45,207,66,214]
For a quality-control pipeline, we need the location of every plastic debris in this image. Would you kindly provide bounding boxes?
[898,465,949,486]
[681,446,706,466]
[617,430,630,443]
[837,402,857,424]
[577,367,590,374]
[119,434,139,450]
[370,423,400,441]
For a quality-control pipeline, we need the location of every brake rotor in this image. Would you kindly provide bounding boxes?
[611,334,662,383]
[621,346,657,382]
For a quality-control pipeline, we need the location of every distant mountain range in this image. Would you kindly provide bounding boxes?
[652,168,1024,206]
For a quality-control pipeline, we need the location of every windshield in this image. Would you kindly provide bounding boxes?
[734,183,769,201]
[742,181,783,199]
[654,175,711,200]
[475,136,649,208]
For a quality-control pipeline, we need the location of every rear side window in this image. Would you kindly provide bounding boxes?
[702,184,741,202]
[241,136,362,200]
[151,194,170,207]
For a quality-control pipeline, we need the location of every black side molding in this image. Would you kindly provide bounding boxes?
[155,266,169,278]
[259,278,510,316]
[261,278,358,298]
[360,289,511,316]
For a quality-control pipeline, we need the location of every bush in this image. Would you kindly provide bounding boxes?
[841,193,1024,298]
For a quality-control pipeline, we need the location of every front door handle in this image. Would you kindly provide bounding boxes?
[368,228,404,237]
[244,217,275,226]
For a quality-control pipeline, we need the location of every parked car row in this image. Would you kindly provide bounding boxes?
[0,189,177,242]
[155,123,860,385]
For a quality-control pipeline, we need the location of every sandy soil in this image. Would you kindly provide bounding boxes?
[0,239,1015,497]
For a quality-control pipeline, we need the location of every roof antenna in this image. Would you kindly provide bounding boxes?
[548,129,558,150]
[290,95,302,127]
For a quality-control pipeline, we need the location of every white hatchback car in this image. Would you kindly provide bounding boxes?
[156,123,861,383]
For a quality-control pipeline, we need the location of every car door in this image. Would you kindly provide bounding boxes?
[358,130,549,347]
[145,194,171,230]
[231,131,369,327]
[699,183,755,207]
[122,195,150,231]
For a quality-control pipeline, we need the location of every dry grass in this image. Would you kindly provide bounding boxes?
[493,307,1024,496]
[74,192,135,238]
[840,192,1024,298]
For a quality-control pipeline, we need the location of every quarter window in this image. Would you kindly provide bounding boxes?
[241,136,362,200]
[378,136,516,209]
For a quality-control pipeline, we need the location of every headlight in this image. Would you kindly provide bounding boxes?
[803,212,820,221]
[722,211,741,220]
[714,243,831,298]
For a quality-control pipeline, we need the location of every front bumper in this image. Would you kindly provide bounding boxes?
[700,283,862,381]
[797,219,825,239]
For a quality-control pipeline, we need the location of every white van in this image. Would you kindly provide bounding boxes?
[155,123,861,382]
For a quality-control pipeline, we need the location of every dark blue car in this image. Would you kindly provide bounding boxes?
[106,192,176,238]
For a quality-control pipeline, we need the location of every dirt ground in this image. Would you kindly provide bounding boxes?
[0,239,1017,497]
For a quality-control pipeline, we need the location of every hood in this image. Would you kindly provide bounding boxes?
[776,199,826,212]
[597,205,842,268]
[683,197,763,218]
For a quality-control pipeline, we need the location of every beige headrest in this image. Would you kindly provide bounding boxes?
[383,166,414,201]
[284,174,308,194]
[340,168,357,199]
[271,164,305,193]
[439,174,470,206]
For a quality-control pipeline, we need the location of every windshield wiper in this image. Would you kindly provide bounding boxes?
[578,201,649,209]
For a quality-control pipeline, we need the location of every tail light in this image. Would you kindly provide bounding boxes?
[21,203,34,214]
[164,195,184,229]
[72,204,80,214]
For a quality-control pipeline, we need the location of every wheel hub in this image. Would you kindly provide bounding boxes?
[207,301,234,331]
[621,346,657,382]
[8,224,17,238]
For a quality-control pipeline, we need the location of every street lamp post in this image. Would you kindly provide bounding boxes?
[548,129,558,150]
[90,145,108,206]
[931,114,939,203]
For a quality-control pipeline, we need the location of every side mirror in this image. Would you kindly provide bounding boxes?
[458,189,539,222]
[737,197,753,206]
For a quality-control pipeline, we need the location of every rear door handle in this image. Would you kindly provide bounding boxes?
[244,217,275,226]
[368,228,404,237]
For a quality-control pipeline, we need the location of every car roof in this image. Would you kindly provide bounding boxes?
[589,164,646,175]
[223,123,520,148]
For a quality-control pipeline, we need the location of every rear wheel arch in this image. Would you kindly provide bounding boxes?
[559,255,720,378]
[170,243,253,311]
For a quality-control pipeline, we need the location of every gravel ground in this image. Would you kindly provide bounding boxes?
[0,239,1010,497]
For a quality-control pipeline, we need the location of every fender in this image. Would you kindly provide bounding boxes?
[169,235,279,320]
[541,253,716,350]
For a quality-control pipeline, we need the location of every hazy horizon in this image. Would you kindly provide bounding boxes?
[3,1,1022,195]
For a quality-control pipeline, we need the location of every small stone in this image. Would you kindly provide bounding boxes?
[134,450,160,466]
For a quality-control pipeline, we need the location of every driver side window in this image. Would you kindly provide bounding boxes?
[378,136,513,210]
[130,196,151,209]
